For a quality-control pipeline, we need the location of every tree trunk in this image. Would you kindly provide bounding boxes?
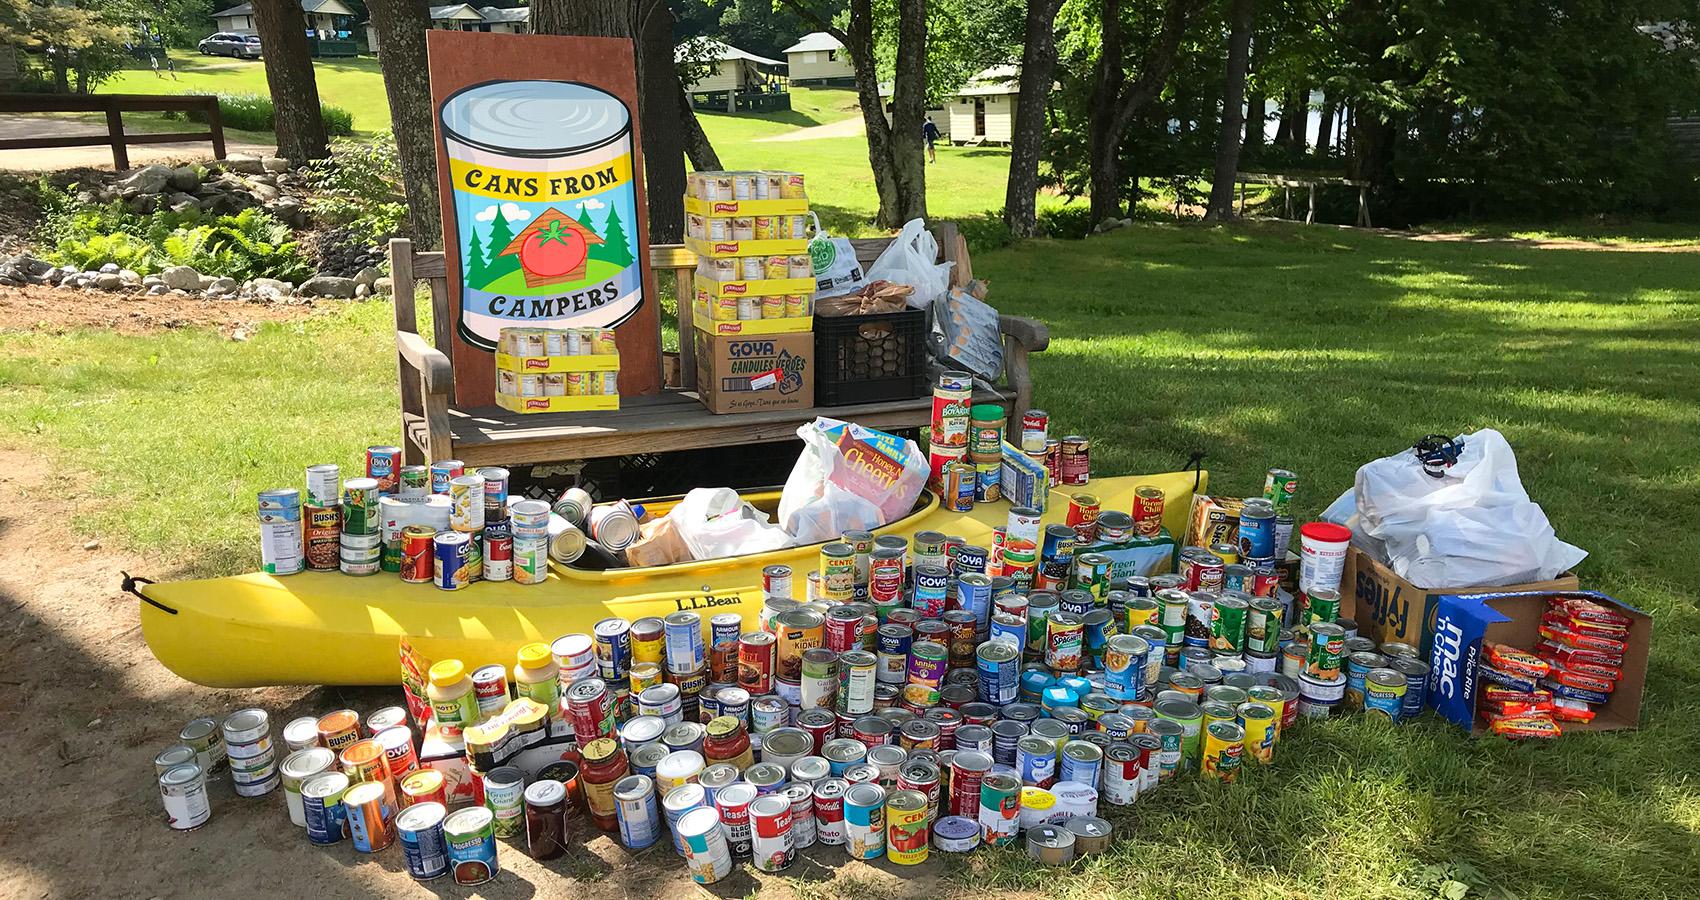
[839,0,903,227]
[1280,85,1307,154]
[530,0,635,36]
[1003,0,1066,237]
[1204,0,1253,222]
[1314,92,1335,159]
[251,0,330,160]
[636,0,685,243]
[1086,0,1126,226]
[365,0,441,248]
[678,84,723,171]
[887,0,929,226]
[1241,38,1263,156]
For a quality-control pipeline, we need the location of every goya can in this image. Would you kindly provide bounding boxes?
[432,531,472,591]
[885,789,929,865]
[443,806,499,886]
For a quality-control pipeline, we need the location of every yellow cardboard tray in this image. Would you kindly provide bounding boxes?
[683,196,811,216]
[690,308,814,336]
[684,236,810,258]
[493,393,621,414]
[693,274,816,299]
[494,352,621,374]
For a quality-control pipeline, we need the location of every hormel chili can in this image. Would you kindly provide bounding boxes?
[949,750,992,818]
[399,525,434,583]
[482,522,512,582]
[813,777,848,845]
[1066,494,1101,544]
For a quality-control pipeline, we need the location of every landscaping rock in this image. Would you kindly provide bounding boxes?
[98,262,120,274]
[270,196,305,227]
[298,274,357,299]
[142,274,164,288]
[375,276,393,296]
[205,277,239,296]
[355,283,372,299]
[165,192,202,212]
[118,164,173,196]
[146,284,169,296]
[94,273,123,290]
[224,154,265,175]
[118,269,141,285]
[169,166,201,192]
[160,265,202,292]
[0,254,53,285]
[249,181,281,203]
[75,190,99,205]
[353,265,381,291]
[262,156,290,174]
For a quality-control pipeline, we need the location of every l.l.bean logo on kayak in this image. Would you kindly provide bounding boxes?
[673,586,747,612]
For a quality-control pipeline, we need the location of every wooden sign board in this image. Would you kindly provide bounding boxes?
[427,31,661,406]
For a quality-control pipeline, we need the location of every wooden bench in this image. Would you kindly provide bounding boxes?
[1237,172,1372,226]
[390,223,1050,468]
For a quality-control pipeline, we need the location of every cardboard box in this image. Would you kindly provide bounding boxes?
[1427,590,1649,732]
[694,330,814,414]
[1341,546,1579,654]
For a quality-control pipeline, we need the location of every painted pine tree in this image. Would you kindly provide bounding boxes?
[484,207,521,281]
[590,206,635,267]
[465,221,489,287]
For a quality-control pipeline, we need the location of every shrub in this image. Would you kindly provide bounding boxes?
[37,183,310,281]
[301,132,408,243]
[172,92,355,137]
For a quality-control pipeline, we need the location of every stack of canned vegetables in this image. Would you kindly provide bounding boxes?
[162,468,1441,885]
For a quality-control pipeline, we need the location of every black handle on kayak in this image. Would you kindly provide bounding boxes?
[1183,450,1206,492]
[122,571,178,615]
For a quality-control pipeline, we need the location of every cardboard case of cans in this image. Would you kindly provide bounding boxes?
[685,171,815,336]
[493,325,621,414]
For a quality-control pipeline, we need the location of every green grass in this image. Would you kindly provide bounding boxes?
[5,221,1699,897]
[103,50,392,136]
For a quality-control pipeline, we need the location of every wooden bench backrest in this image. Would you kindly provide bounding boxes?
[393,223,974,397]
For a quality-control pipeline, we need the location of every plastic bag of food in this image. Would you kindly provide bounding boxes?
[864,219,954,308]
[809,214,868,299]
[668,488,794,561]
[779,418,929,544]
[927,282,1003,382]
[1322,429,1587,587]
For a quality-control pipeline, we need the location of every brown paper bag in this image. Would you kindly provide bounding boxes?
[624,515,692,567]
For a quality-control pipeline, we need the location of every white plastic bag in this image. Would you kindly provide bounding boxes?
[808,214,868,299]
[668,487,795,561]
[778,418,929,544]
[865,219,954,308]
[1323,429,1586,588]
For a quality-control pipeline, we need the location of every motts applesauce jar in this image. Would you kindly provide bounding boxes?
[439,80,646,350]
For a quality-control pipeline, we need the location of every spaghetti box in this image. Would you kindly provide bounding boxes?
[1341,546,1579,655]
[693,330,814,414]
[1427,589,1649,732]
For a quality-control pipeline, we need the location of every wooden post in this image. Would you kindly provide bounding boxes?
[1238,180,1246,216]
[1307,183,1316,224]
[1358,186,1371,227]
[104,100,127,170]
[205,97,227,159]
[1283,185,1291,219]
[390,238,425,463]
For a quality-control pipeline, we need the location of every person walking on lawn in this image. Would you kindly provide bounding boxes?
[923,116,941,164]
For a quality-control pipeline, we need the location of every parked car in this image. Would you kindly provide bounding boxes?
[197,33,262,59]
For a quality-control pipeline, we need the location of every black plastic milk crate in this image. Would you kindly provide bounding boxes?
[813,309,929,406]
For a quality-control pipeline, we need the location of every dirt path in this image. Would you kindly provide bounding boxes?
[0,114,274,172]
[753,117,865,142]
[0,438,965,898]
[0,286,319,336]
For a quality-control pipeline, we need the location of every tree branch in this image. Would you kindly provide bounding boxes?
[1111,0,1207,135]
[773,0,851,48]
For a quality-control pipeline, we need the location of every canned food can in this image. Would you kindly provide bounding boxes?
[345,780,393,851]
[749,793,795,872]
[443,806,498,886]
[843,782,886,859]
[159,762,211,831]
[614,774,661,850]
[397,801,450,881]
[885,789,929,865]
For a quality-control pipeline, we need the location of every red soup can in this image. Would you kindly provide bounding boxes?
[949,750,992,817]
[400,525,435,583]
[1066,494,1100,544]
[738,633,776,695]
[1060,436,1090,486]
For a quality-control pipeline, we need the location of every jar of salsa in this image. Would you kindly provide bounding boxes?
[579,738,628,831]
[523,778,569,860]
[703,715,754,771]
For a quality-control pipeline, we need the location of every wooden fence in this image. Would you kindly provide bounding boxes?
[0,93,226,170]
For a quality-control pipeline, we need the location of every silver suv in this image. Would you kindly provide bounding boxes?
[197,33,263,59]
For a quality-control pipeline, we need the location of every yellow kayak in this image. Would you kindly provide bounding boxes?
[139,470,1206,687]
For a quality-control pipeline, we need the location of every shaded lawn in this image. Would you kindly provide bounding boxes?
[4,222,1700,898]
[103,51,393,137]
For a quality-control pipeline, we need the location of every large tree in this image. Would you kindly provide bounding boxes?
[778,0,929,228]
[1085,0,1205,225]
[250,0,330,160]
[365,0,441,248]
[1204,0,1254,221]
[1003,0,1068,237]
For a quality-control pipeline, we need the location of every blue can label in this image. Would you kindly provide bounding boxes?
[1058,753,1100,787]
[303,794,346,845]
[1016,740,1056,786]
[433,533,471,590]
[1239,511,1276,558]
[955,545,988,576]
[400,817,449,881]
[989,614,1025,654]
[976,645,1018,705]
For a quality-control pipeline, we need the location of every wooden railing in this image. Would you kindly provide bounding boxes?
[0,93,227,170]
